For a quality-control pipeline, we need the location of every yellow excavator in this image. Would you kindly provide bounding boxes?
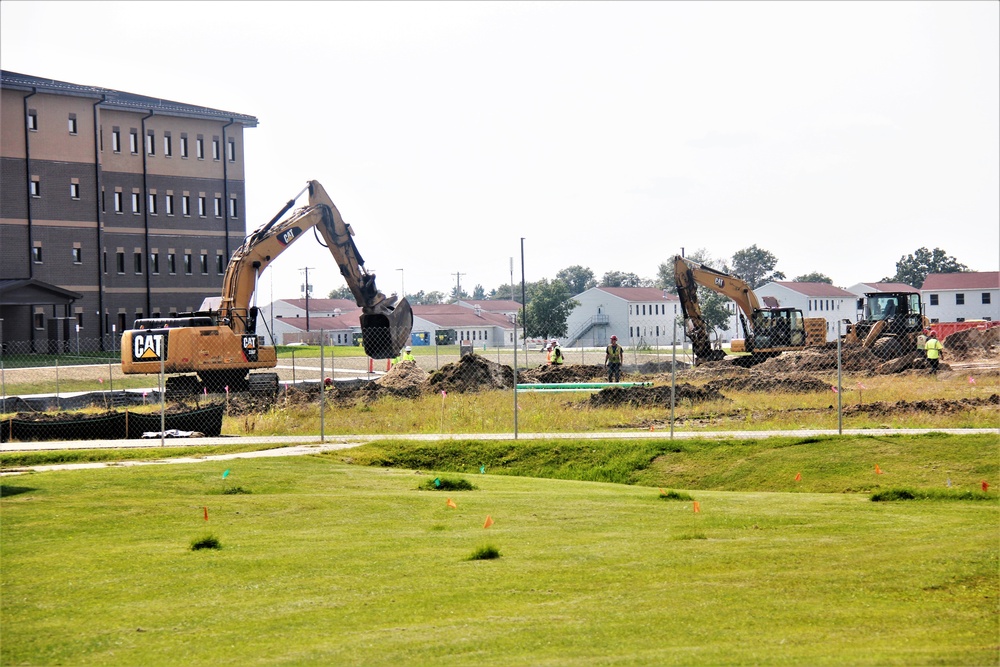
[121,180,413,392]
[674,255,826,365]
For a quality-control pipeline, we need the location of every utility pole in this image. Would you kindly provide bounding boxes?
[299,267,314,332]
[453,271,466,302]
[396,268,405,300]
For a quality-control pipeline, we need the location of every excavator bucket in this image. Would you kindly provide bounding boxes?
[360,297,414,359]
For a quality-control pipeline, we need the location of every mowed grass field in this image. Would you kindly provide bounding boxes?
[1,434,998,666]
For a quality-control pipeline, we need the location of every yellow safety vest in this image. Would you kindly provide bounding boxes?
[925,339,943,360]
[606,344,622,363]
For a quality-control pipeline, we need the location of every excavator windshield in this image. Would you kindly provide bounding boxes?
[751,309,806,348]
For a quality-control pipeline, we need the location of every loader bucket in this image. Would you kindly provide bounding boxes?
[360,297,414,359]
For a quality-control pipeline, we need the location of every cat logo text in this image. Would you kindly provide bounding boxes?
[132,332,167,363]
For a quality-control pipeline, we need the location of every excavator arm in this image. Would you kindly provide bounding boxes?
[674,255,727,362]
[219,180,412,359]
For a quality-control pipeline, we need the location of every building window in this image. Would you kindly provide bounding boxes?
[130,130,139,154]
[956,293,965,305]
[72,247,82,264]
[929,294,938,306]
[983,293,992,305]
[212,138,220,160]
[150,252,160,274]
[168,252,176,274]
[146,131,155,156]
[29,178,40,197]
[116,251,125,274]
[112,129,121,152]
[32,246,43,263]
[69,182,80,199]
[68,114,78,134]
[229,197,239,218]
[134,251,143,274]
[184,253,193,275]
[227,140,236,161]
[198,196,206,217]
[148,193,157,215]
[34,313,44,330]
[214,197,222,217]
[180,135,188,158]
[182,195,191,216]
[196,136,205,159]
[956,317,965,323]
[114,191,124,213]
[200,253,209,274]
[165,194,174,215]
[131,192,141,214]
[27,110,37,131]
[217,254,225,274]
[163,134,172,157]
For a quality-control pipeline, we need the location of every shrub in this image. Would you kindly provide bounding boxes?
[467,545,501,560]
[191,535,222,551]
[419,477,476,491]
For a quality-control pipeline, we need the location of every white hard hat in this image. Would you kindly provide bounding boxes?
[405,345,412,351]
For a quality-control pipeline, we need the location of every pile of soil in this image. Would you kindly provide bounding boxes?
[588,383,726,408]
[704,372,831,394]
[366,361,431,399]
[427,355,515,394]
[376,361,430,390]
[944,327,1000,360]
[517,364,607,384]
[843,393,999,416]
[6,409,120,423]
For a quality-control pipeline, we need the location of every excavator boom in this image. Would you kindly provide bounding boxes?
[121,181,412,389]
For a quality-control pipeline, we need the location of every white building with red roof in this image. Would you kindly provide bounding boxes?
[563,287,682,347]
[920,272,999,323]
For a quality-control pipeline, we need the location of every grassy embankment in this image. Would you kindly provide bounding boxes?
[2,432,997,665]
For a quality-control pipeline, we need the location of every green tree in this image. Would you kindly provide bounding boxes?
[523,279,578,339]
[701,291,732,334]
[407,290,445,305]
[657,248,716,291]
[883,247,969,288]
[472,284,486,300]
[449,285,469,302]
[600,271,652,288]
[731,245,785,289]
[556,265,597,295]
[793,272,833,284]
[487,284,522,302]
[327,286,354,299]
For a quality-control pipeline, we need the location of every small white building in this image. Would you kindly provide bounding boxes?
[564,287,682,348]
[754,282,858,341]
[921,272,999,323]
[412,305,516,347]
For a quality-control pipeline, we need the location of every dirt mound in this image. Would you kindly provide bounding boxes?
[518,364,607,384]
[843,393,999,416]
[427,354,515,393]
[704,372,831,393]
[944,327,1000,360]
[377,361,430,390]
[588,383,726,408]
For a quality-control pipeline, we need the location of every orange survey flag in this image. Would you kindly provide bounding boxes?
[483,515,494,528]
[446,498,457,509]
[795,472,802,482]
[875,464,884,475]
[692,501,701,513]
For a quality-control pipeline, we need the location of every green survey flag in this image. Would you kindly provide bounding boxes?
[222,469,230,479]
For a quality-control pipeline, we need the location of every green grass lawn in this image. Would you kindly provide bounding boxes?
[2,433,998,666]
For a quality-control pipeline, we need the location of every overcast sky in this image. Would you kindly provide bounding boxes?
[3,1,998,302]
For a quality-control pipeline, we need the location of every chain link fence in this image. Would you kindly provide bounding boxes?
[2,321,998,444]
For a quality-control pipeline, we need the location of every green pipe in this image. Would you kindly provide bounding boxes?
[515,382,652,390]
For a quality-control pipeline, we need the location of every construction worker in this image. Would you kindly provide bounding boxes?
[924,331,944,375]
[605,335,623,382]
[400,345,416,362]
[549,340,564,365]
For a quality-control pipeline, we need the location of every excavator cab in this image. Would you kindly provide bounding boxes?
[750,308,806,350]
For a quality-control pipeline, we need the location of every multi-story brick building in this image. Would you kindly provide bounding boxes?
[0,71,256,351]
